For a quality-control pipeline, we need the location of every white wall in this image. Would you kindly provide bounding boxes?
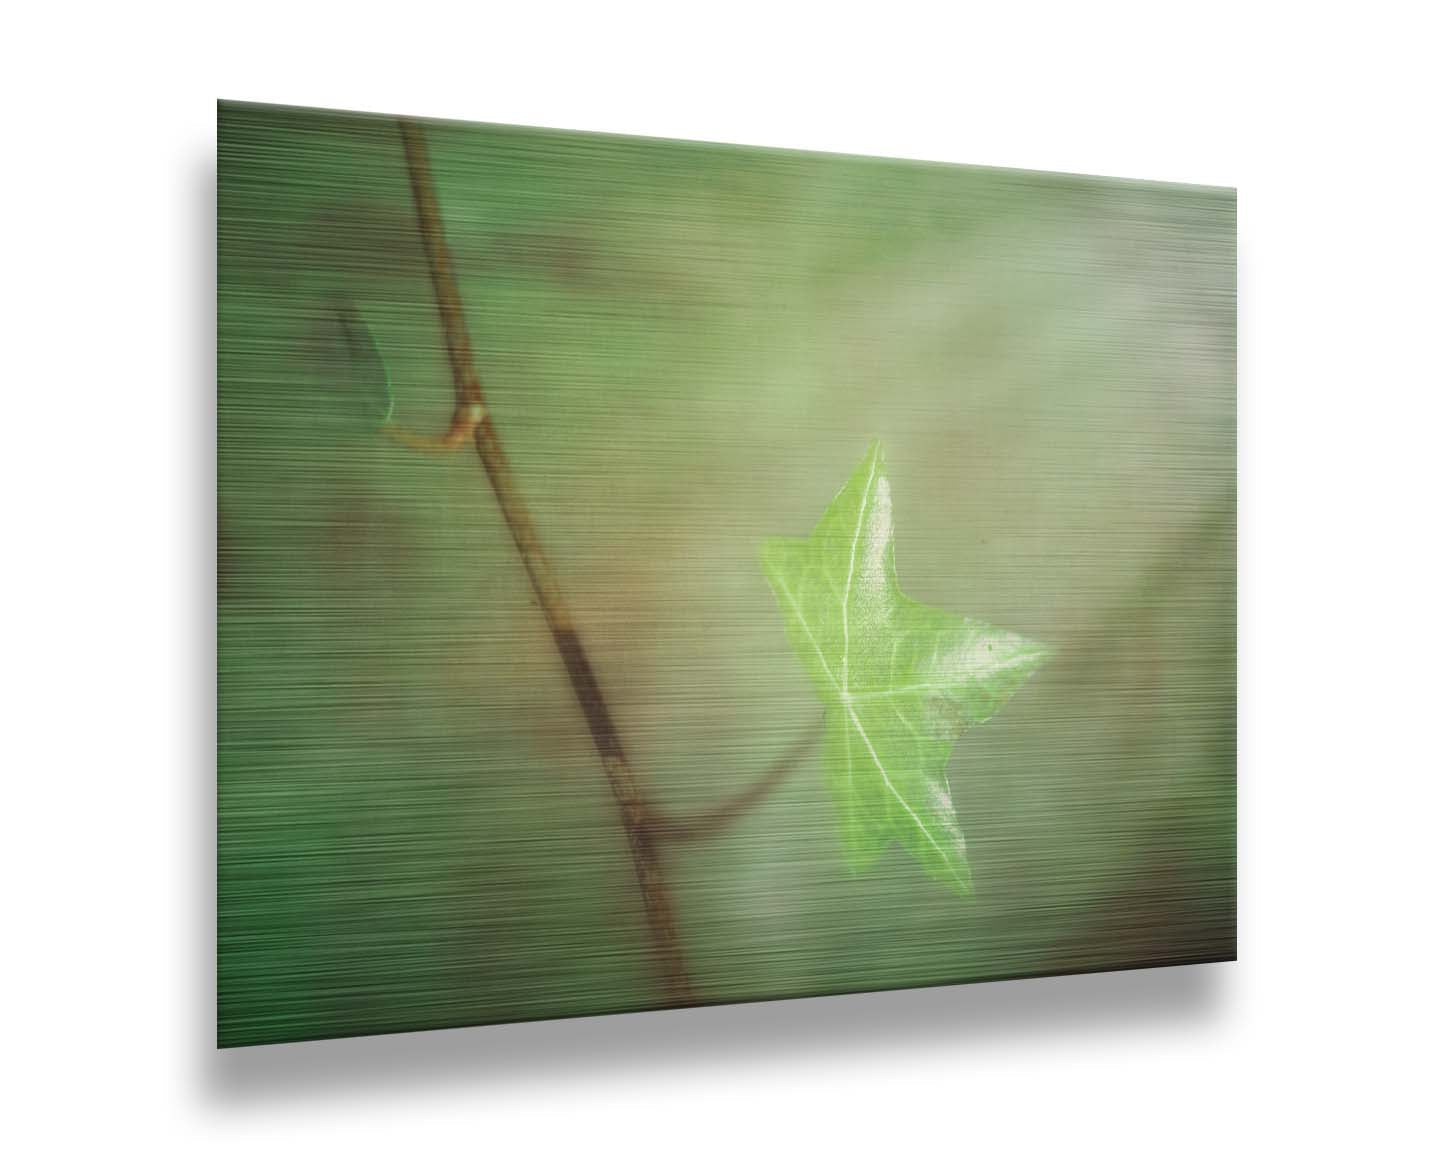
[5,3,1435,1148]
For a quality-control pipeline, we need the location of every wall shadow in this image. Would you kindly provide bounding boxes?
[200,961,1229,1105]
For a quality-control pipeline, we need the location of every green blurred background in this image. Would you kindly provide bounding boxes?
[218,101,1234,1047]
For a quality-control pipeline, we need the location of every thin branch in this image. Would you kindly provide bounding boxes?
[650,715,824,844]
[380,421,476,454]
[397,118,693,1005]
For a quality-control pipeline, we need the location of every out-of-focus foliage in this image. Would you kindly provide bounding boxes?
[323,301,395,428]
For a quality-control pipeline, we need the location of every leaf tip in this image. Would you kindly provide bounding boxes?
[944,871,976,899]
[863,438,887,474]
[1023,637,1053,668]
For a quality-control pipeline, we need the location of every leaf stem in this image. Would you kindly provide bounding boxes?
[650,715,823,843]
[397,117,693,1005]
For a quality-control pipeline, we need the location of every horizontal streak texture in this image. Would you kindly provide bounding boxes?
[218,102,1236,1047]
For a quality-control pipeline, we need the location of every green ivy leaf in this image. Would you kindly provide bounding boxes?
[761,442,1048,895]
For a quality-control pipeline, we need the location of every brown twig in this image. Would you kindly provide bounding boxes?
[397,117,693,1005]
[650,715,824,843]
[380,420,477,454]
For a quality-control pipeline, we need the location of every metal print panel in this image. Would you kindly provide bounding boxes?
[217,101,1235,1047]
